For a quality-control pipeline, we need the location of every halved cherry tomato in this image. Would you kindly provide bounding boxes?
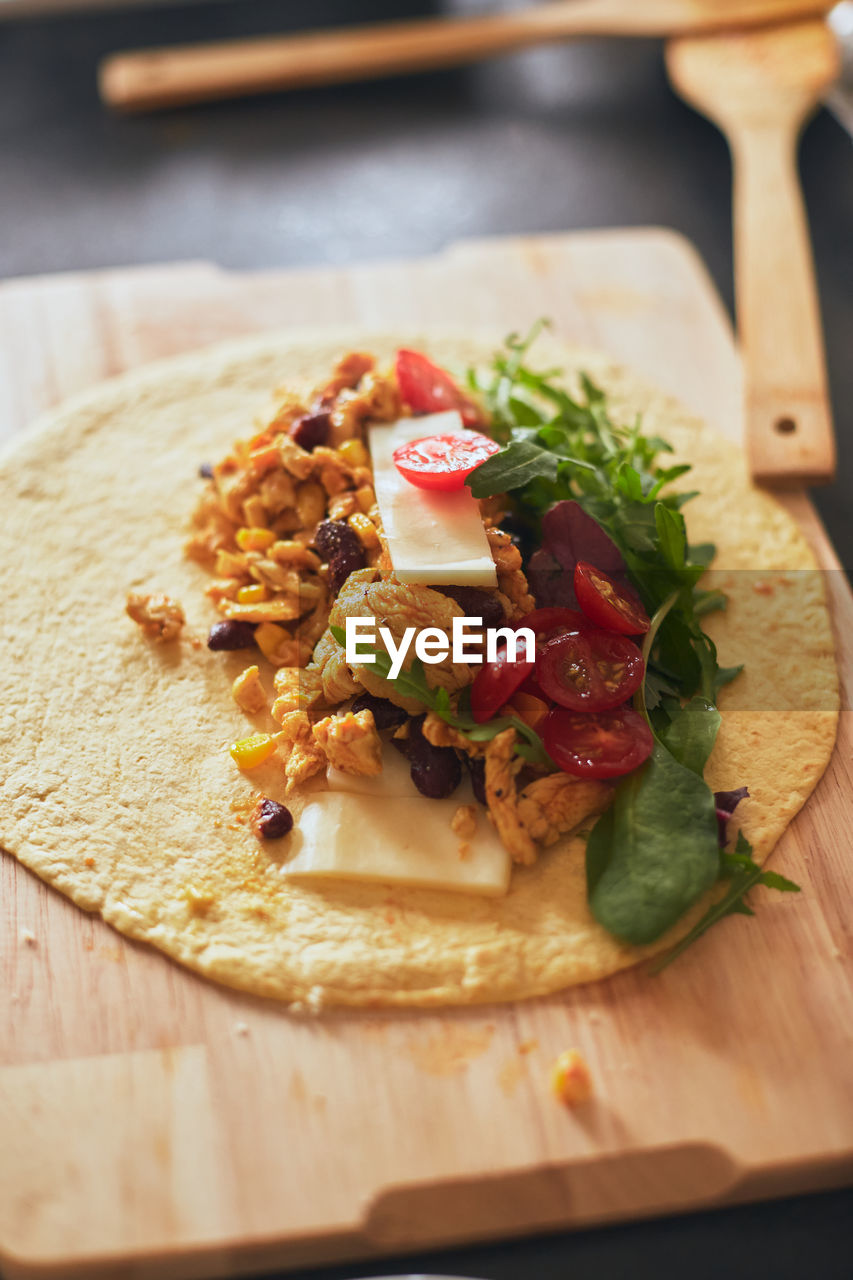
[574,561,650,635]
[520,671,549,700]
[537,629,644,712]
[393,432,500,491]
[514,607,590,646]
[395,349,482,427]
[470,644,536,723]
[543,705,654,779]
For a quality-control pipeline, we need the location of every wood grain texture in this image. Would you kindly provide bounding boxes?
[666,20,839,486]
[97,0,835,112]
[0,230,851,1279]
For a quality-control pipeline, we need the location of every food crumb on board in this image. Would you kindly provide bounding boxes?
[19,928,37,947]
[233,1021,250,1037]
[518,1038,539,1055]
[126,590,185,641]
[550,1049,593,1106]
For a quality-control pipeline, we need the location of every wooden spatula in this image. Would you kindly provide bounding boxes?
[99,0,833,113]
[666,20,839,486]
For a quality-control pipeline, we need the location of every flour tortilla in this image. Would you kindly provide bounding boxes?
[0,332,839,1008]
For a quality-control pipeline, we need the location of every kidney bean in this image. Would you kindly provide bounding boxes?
[207,620,257,650]
[351,691,408,730]
[406,716,461,800]
[433,585,505,631]
[313,519,359,561]
[251,797,293,840]
[314,521,366,594]
[329,547,365,595]
[289,411,331,451]
[464,754,487,806]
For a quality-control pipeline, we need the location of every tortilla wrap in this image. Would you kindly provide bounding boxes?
[0,332,838,1008]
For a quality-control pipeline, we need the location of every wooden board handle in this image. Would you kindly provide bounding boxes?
[98,0,835,112]
[732,124,836,486]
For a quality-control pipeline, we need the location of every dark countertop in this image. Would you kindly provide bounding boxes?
[1,3,851,1279]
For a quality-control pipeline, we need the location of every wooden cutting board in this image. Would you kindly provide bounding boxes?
[1,230,851,1280]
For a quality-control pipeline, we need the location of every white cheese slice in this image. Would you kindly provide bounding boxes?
[282,792,510,897]
[368,411,498,587]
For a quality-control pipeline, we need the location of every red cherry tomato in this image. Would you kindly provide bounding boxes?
[520,670,548,700]
[393,432,500,492]
[514,607,590,646]
[543,705,654,779]
[395,349,482,427]
[536,629,645,712]
[470,645,536,724]
[574,561,650,635]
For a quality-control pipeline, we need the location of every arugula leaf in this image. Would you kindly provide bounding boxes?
[329,624,551,767]
[465,326,732,709]
[648,833,801,973]
[467,440,558,496]
[585,740,721,945]
[654,501,687,569]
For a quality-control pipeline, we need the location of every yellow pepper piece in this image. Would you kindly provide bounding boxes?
[237,583,268,605]
[549,1050,593,1107]
[255,621,287,660]
[347,512,380,551]
[236,526,276,552]
[229,732,278,770]
[338,438,369,468]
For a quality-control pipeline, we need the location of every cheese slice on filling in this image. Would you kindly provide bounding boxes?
[283,793,510,897]
[368,411,498,587]
[280,747,511,897]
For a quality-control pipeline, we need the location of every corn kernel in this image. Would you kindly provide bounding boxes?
[237,583,268,605]
[229,732,278,770]
[295,481,326,529]
[355,484,376,513]
[338,438,369,468]
[255,621,288,660]
[550,1050,593,1107]
[236,526,276,552]
[348,512,381,551]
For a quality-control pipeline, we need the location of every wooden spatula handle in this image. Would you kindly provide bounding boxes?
[97,2,620,112]
[733,125,836,486]
[98,0,834,113]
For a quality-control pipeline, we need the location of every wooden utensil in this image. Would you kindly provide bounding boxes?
[98,0,833,113]
[666,19,839,486]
